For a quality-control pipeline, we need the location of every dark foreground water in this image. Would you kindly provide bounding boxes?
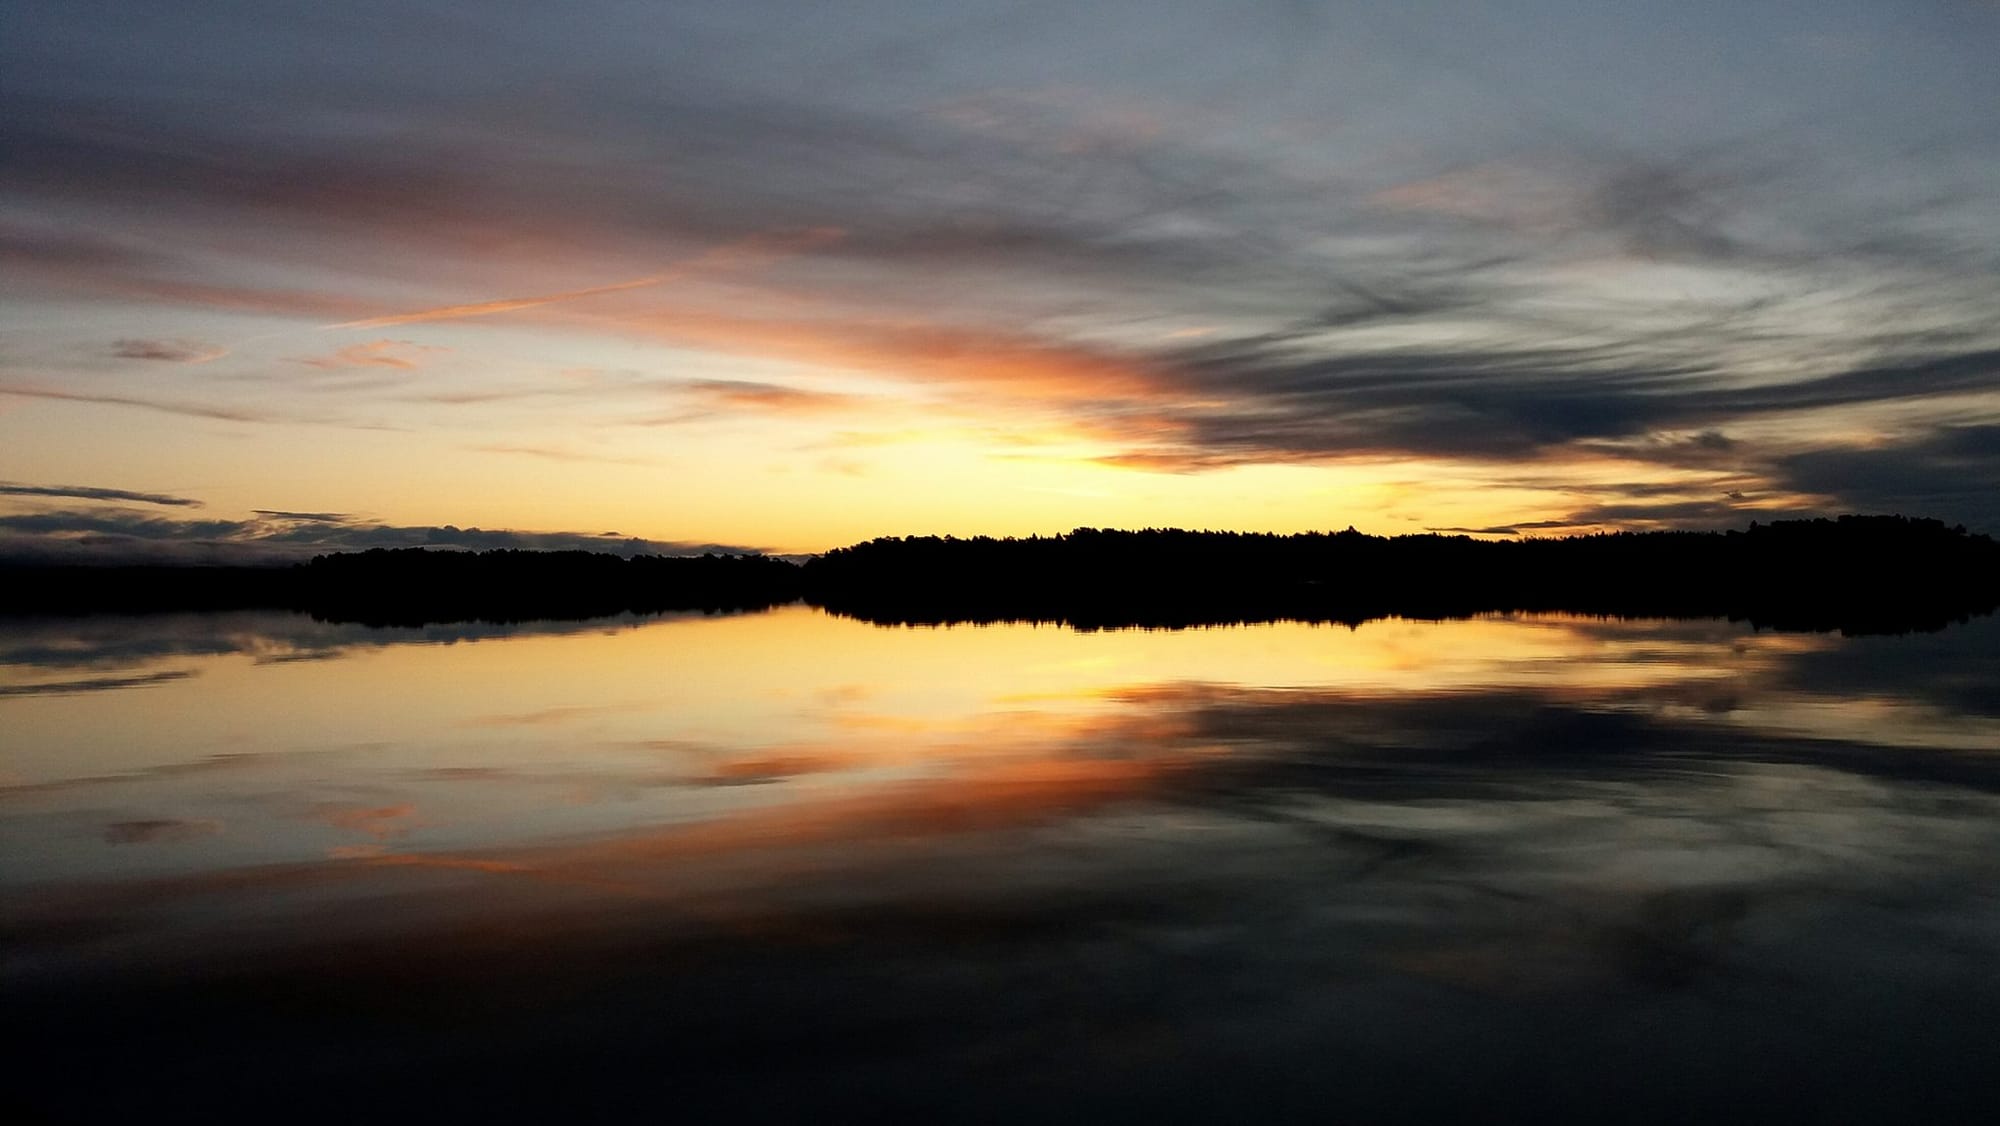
[4,608,1998,1122]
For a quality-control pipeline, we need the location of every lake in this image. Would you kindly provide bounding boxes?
[4,607,1998,1122]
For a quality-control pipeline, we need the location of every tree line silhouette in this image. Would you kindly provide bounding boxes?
[3,516,1995,633]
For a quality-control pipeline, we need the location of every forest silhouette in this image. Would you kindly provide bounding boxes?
[4,515,1995,634]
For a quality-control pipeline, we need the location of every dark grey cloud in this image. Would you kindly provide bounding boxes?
[0,751,275,802]
[1554,499,1797,528]
[0,481,203,507]
[1072,337,2000,531]
[0,670,196,698]
[1425,505,1801,536]
[1698,349,2000,417]
[1108,342,2000,470]
[0,81,1355,331]
[112,338,226,363]
[0,507,767,563]
[1097,343,1693,467]
[0,511,250,540]
[1423,522,1580,536]
[247,519,762,557]
[1775,425,2000,533]
[14,3,1982,340]
[251,510,349,522]
[7,6,1992,267]
[1593,169,1724,257]
[0,221,158,270]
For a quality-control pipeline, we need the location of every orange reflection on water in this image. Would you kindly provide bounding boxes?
[3,606,1996,903]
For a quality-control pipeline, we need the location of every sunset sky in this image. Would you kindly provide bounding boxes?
[5,1,1999,559]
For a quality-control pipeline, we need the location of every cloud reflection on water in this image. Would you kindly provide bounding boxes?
[3,607,1998,1120]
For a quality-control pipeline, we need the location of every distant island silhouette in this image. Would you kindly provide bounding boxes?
[4,515,1995,634]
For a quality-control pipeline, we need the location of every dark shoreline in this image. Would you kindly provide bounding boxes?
[4,515,1995,635]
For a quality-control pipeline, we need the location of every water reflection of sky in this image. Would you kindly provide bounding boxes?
[4,609,1998,1121]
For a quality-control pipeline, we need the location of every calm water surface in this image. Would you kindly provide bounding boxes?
[4,608,1998,1121]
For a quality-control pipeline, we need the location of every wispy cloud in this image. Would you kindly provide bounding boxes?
[102,817,223,845]
[294,339,444,370]
[251,509,349,522]
[467,444,661,466]
[326,273,673,330]
[580,306,1163,403]
[112,338,228,364]
[0,481,203,507]
[0,384,413,432]
[324,228,844,331]
[0,385,279,424]
[461,703,641,728]
[1092,342,2000,471]
[0,506,768,564]
[309,802,417,841]
[0,670,198,698]
[666,379,868,420]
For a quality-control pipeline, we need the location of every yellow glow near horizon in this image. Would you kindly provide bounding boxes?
[0,243,1975,553]
[0,377,1819,553]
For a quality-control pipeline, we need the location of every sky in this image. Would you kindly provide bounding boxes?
[4,0,1999,559]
